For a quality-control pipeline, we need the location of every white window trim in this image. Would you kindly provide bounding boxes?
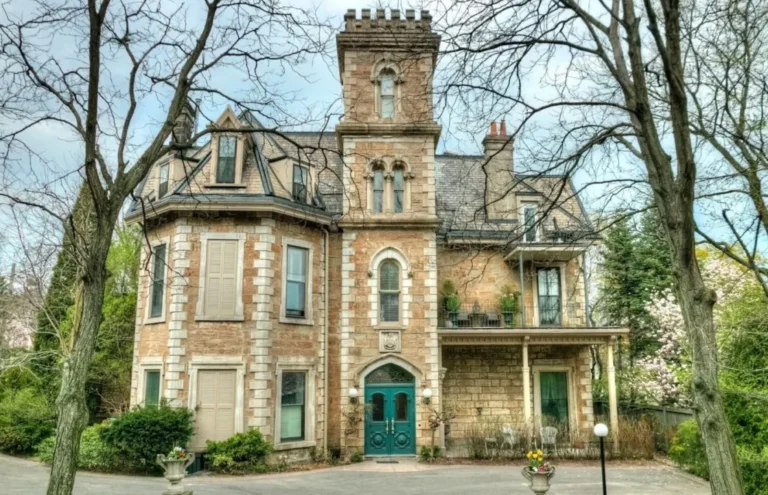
[280,237,314,325]
[532,365,578,434]
[186,356,246,444]
[195,232,246,321]
[532,262,568,327]
[157,161,170,198]
[368,247,411,328]
[211,133,245,186]
[274,358,316,451]
[144,237,171,325]
[136,357,164,407]
[521,203,540,243]
[292,164,309,204]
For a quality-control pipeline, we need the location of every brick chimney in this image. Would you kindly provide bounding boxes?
[482,120,515,220]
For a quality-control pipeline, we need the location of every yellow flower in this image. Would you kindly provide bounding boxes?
[536,449,543,456]
[526,452,532,459]
[537,456,543,462]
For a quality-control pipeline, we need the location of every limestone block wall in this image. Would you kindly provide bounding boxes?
[441,345,594,441]
[131,214,327,451]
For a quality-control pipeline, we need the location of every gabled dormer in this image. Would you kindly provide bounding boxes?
[207,106,247,188]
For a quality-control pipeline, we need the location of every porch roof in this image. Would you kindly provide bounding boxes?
[438,327,628,346]
[504,243,588,262]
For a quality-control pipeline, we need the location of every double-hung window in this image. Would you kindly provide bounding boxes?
[372,167,384,213]
[158,162,169,198]
[393,167,404,213]
[380,70,395,118]
[144,370,161,407]
[149,244,166,319]
[217,136,237,183]
[379,261,400,323]
[285,246,308,319]
[292,165,307,203]
[280,371,306,442]
[523,205,538,242]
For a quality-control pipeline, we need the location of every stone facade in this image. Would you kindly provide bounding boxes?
[127,8,624,462]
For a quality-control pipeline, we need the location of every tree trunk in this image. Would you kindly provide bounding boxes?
[676,264,743,494]
[47,220,113,495]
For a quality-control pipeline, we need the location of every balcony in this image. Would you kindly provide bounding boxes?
[438,301,586,329]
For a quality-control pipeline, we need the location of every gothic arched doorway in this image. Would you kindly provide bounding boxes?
[363,363,416,456]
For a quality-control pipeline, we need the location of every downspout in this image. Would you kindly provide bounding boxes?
[582,252,591,328]
[322,226,330,455]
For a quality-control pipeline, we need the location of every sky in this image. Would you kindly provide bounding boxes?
[0,0,763,276]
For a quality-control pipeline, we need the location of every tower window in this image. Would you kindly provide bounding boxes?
[372,166,384,213]
[380,70,395,119]
[393,166,404,213]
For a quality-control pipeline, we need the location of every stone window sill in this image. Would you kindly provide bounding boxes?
[194,315,245,322]
[204,184,247,189]
[144,316,166,325]
[279,316,314,326]
[274,440,316,451]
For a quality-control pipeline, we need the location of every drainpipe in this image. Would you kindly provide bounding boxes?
[519,253,526,328]
[322,226,330,455]
[582,253,591,328]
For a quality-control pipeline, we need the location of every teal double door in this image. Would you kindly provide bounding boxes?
[364,385,415,456]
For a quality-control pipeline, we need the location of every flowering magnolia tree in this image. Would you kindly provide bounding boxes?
[633,251,756,406]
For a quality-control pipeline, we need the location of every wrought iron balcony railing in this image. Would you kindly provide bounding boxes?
[438,301,586,329]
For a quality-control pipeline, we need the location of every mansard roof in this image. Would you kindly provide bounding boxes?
[127,117,593,239]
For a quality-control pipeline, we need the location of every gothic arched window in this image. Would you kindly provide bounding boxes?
[379,260,400,323]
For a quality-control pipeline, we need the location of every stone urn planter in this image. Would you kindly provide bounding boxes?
[521,467,556,495]
[156,449,195,495]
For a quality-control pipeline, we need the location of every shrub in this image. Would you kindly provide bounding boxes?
[668,420,709,478]
[37,422,119,471]
[205,429,272,474]
[738,448,768,495]
[100,405,194,472]
[0,388,55,454]
[615,417,655,460]
[350,450,364,463]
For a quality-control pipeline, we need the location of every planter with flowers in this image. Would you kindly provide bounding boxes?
[156,446,195,495]
[521,449,555,495]
[498,286,519,327]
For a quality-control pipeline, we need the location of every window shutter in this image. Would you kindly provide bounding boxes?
[204,239,239,317]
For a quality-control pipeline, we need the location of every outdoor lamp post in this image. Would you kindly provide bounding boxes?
[594,423,609,495]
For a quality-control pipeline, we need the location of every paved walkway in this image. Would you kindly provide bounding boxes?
[0,454,710,494]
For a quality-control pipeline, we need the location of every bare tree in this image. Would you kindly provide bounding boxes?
[0,1,332,494]
[432,0,748,491]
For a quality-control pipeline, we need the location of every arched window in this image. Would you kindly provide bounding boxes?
[380,70,395,119]
[379,261,400,323]
[393,166,404,213]
[372,165,384,213]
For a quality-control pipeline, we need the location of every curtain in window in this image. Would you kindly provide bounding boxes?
[150,244,166,318]
[380,71,395,118]
[217,136,236,183]
[292,165,307,203]
[393,167,404,213]
[540,372,569,425]
[281,371,306,441]
[286,246,308,318]
[379,261,399,322]
[373,168,384,213]
[144,371,161,407]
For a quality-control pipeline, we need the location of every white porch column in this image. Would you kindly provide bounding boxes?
[607,338,619,450]
[522,341,532,438]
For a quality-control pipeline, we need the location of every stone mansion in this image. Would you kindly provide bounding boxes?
[126,9,626,460]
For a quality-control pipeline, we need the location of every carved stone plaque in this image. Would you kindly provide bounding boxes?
[379,330,401,353]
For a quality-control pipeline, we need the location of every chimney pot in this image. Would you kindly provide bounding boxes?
[490,121,497,135]
[500,120,507,136]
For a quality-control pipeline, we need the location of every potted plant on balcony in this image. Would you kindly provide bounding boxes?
[521,449,555,494]
[499,286,519,327]
[441,281,461,327]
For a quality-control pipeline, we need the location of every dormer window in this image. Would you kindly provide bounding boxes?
[158,162,169,198]
[216,135,237,183]
[380,70,395,119]
[292,165,308,203]
[523,204,538,242]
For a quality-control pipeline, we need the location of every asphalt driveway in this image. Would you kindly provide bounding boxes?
[0,454,710,495]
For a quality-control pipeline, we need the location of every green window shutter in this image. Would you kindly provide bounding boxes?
[150,244,166,318]
[145,371,161,407]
